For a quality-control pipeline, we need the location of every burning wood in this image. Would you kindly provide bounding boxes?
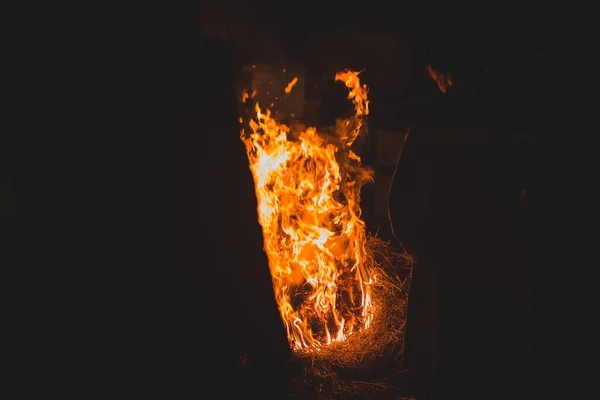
[239,70,412,363]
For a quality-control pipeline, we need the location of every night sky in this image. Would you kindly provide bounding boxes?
[16,2,564,398]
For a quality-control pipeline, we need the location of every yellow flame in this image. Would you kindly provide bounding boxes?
[240,70,374,352]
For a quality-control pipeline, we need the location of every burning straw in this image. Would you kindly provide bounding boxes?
[289,235,413,398]
[292,235,412,367]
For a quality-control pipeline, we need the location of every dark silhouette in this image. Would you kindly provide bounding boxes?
[387,66,554,398]
[391,126,537,399]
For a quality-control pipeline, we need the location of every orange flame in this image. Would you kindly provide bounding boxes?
[426,64,453,93]
[240,70,374,351]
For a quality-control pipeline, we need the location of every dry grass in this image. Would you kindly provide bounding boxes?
[288,235,414,399]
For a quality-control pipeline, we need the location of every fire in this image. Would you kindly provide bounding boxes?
[426,64,453,93]
[240,70,374,351]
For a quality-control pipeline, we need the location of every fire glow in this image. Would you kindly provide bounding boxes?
[240,70,376,352]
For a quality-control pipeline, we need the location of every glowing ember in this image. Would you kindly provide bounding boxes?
[240,70,374,352]
[284,77,298,94]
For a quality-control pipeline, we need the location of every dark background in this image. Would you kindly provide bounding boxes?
[12,2,564,398]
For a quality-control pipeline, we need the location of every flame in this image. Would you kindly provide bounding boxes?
[426,64,453,93]
[241,89,256,102]
[240,70,374,351]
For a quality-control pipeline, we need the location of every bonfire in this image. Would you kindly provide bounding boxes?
[239,69,413,398]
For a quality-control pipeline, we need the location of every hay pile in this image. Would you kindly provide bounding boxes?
[288,235,414,399]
